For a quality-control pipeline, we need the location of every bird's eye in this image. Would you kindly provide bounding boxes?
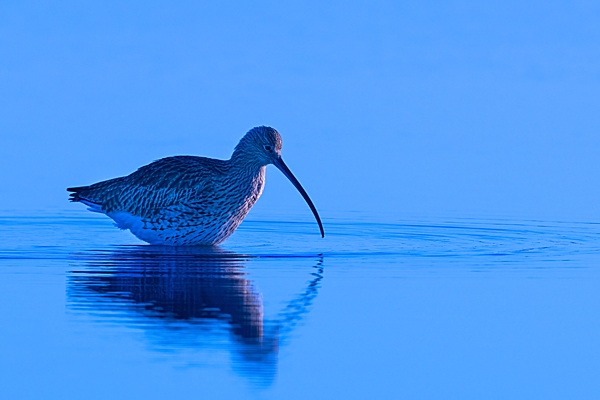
[264,145,272,151]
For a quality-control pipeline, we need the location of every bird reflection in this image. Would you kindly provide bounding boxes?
[67,245,323,384]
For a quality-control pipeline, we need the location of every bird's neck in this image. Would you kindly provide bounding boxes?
[224,157,267,204]
[229,150,267,172]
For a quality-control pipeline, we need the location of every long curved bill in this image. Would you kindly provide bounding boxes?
[273,157,325,238]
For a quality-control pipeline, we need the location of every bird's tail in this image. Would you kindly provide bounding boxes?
[67,185,88,202]
[67,186,104,213]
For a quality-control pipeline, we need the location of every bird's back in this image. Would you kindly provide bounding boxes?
[68,156,227,217]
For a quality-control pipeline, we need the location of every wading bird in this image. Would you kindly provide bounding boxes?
[68,126,324,245]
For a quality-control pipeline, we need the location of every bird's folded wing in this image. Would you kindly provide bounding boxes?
[71,156,227,217]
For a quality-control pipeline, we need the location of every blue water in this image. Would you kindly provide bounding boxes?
[1,211,600,399]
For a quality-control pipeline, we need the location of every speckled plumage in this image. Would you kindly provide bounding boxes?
[68,126,324,246]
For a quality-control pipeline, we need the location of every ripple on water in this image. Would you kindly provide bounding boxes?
[2,213,600,262]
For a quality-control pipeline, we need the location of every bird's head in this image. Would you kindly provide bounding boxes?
[232,126,325,238]
[234,126,283,166]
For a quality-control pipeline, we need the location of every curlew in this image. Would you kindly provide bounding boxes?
[68,126,324,245]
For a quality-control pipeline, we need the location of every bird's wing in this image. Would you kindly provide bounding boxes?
[68,156,226,217]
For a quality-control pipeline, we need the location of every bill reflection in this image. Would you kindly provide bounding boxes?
[67,246,323,384]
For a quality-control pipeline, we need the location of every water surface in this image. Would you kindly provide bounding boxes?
[1,212,600,399]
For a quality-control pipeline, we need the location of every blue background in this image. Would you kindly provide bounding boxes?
[1,1,599,219]
[2,3,600,399]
